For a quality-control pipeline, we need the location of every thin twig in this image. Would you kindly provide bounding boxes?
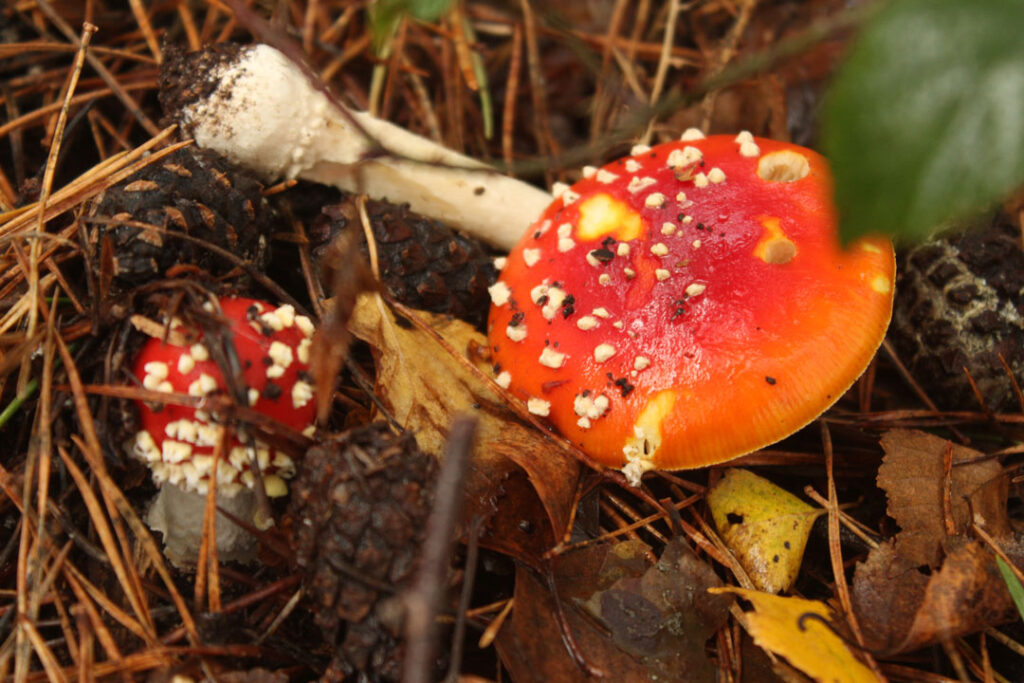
[403,416,477,683]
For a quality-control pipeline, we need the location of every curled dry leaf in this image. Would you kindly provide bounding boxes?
[711,587,877,683]
[707,468,823,593]
[496,539,731,681]
[878,429,1009,567]
[853,538,1024,653]
[347,293,580,554]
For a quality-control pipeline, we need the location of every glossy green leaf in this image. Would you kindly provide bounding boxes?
[822,0,1024,244]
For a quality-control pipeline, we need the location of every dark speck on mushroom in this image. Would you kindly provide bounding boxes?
[474,186,485,195]
[765,376,777,385]
[262,382,282,400]
[561,295,576,318]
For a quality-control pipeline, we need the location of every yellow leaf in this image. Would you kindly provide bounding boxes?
[710,587,877,683]
[707,468,822,592]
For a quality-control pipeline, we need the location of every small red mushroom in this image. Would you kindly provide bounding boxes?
[488,131,895,483]
[128,296,316,562]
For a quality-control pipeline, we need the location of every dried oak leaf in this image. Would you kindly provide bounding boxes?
[878,429,1008,567]
[496,539,731,681]
[347,293,580,556]
[852,537,1024,653]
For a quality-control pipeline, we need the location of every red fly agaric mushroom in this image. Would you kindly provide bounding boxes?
[487,131,895,484]
[128,296,316,564]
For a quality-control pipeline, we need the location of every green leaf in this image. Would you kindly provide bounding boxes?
[369,0,457,53]
[822,0,1024,244]
[996,556,1024,622]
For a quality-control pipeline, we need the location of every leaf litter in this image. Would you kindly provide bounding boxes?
[2,1,1024,681]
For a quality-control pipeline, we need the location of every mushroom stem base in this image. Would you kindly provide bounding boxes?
[146,484,258,568]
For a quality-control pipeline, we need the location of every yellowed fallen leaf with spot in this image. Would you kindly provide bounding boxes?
[710,587,877,683]
[707,468,822,593]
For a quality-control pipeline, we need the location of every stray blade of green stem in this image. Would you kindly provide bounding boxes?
[0,379,39,431]
[996,556,1024,622]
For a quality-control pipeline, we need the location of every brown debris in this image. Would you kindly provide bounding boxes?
[854,538,1023,654]
[878,429,1009,567]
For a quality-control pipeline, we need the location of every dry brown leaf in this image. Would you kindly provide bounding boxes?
[496,539,731,681]
[583,537,732,677]
[853,538,1022,653]
[878,429,1008,567]
[347,293,581,553]
[850,541,929,651]
[497,548,646,681]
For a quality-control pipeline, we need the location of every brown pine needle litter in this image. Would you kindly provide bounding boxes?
[3,1,1024,681]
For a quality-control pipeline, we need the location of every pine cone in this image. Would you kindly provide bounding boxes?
[889,215,1024,410]
[87,146,274,284]
[310,196,497,330]
[289,423,439,681]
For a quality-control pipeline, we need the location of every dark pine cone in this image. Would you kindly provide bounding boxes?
[310,196,497,330]
[889,215,1024,411]
[87,146,274,285]
[289,423,439,682]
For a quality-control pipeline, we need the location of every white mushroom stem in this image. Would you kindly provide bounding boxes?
[176,44,552,251]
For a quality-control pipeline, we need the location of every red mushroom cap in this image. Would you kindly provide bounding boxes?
[487,132,895,479]
[128,296,316,496]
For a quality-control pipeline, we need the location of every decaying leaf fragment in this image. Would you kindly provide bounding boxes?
[711,587,877,683]
[583,537,732,677]
[878,429,1008,567]
[707,468,823,593]
[853,537,1023,653]
[347,293,580,551]
[496,538,732,681]
[850,429,1020,653]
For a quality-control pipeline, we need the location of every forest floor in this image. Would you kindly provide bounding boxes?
[2,1,1024,681]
